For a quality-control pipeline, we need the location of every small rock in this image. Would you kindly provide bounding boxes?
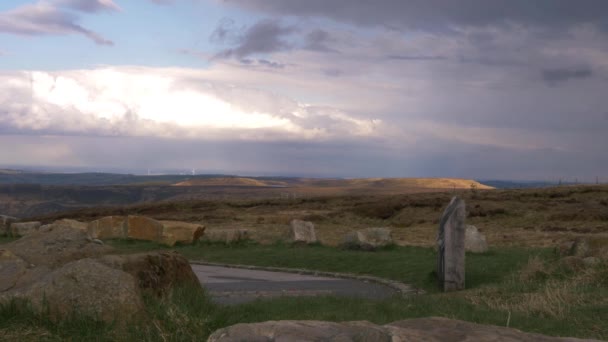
[342,227,393,251]
[287,220,318,244]
[571,238,591,258]
[465,225,488,253]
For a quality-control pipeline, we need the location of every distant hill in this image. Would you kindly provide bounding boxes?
[480,180,565,189]
[173,177,287,187]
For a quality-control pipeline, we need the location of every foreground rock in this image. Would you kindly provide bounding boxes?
[465,225,488,253]
[208,317,599,342]
[8,258,145,322]
[203,229,251,244]
[5,224,112,269]
[9,221,41,237]
[287,220,318,244]
[1,224,202,322]
[0,215,18,236]
[98,251,201,296]
[342,227,392,251]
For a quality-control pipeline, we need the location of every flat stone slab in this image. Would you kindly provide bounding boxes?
[192,265,399,305]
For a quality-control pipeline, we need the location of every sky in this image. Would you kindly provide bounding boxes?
[0,0,607,180]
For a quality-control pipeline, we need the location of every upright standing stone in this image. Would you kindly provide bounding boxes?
[437,196,466,291]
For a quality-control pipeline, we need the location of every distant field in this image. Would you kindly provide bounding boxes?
[0,175,490,217]
[35,184,608,249]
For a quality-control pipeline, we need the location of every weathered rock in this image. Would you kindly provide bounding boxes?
[125,215,164,243]
[387,317,598,342]
[465,225,488,253]
[437,196,466,291]
[160,220,206,246]
[287,219,317,244]
[0,249,28,292]
[208,317,598,342]
[203,229,250,244]
[571,238,591,258]
[8,258,145,322]
[98,251,202,296]
[0,215,18,236]
[9,221,41,237]
[4,225,113,269]
[568,237,608,259]
[52,219,87,231]
[87,216,126,239]
[342,228,393,251]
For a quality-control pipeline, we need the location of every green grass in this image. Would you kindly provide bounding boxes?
[2,240,606,340]
[107,239,545,292]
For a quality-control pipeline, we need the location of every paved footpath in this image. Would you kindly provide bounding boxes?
[192,264,399,305]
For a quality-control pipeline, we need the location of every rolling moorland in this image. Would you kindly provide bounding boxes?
[0,170,492,218]
[1,171,607,340]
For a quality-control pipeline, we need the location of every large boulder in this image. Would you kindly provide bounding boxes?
[465,225,488,253]
[6,258,145,322]
[87,216,126,239]
[0,215,18,236]
[9,221,41,237]
[203,229,251,244]
[160,220,206,246]
[125,215,164,243]
[342,227,393,251]
[0,222,202,324]
[208,317,598,342]
[97,251,202,296]
[287,220,318,244]
[4,225,113,269]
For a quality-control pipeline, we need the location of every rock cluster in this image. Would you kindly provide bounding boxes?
[0,221,202,322]
[87,215,205,246]
[208,317,597,341]
[556,237,607,270]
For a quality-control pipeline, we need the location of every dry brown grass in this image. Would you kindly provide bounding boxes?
[32,184,608,248]
[463,256,607,320]
[0,326,54,341]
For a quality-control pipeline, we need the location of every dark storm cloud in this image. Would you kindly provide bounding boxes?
[304,29,337,52]
[542,67,593,85]
[221,0,608,30]
[215,19,295,59]
[387,55,447,61]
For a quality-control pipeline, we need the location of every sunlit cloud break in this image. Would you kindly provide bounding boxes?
[0,67,380,140]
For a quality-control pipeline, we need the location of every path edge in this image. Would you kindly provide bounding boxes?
[189,260,425,295]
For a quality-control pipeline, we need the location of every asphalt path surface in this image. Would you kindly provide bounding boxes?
[192,264,399,305]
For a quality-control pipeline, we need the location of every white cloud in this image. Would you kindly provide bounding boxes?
[0,67,381,141]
